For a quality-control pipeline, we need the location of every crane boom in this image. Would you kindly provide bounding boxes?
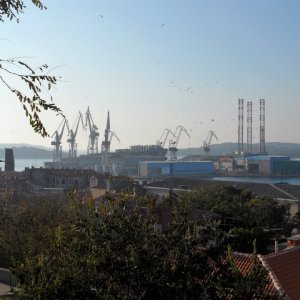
[101,111,120,173]
[109,130,120,143]
[203,130,218,154]
[67,111,85,158]
[51,117,69,161]
[85,106,99,154]
[157,128,176,148]
[169,125,190,161]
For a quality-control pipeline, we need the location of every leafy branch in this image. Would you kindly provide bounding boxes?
[0,58,63,137]
[0,0,46,23]
[0,0,64,137]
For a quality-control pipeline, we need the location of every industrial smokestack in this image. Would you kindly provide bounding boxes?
[238,98,244,155]
[5,148,14,172]
[259,99,266,154]
[247,101,252,154]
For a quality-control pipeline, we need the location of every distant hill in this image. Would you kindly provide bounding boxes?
[178,142,300,158]
[0,146,57,159]
[0,143,52,151]
[0,142,299,160]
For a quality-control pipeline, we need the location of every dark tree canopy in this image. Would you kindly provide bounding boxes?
[0,191,279,299]
[0,0,63,137]
[180,184,291,253]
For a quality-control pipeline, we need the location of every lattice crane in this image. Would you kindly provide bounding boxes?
[203,130,218,154]
[67,111,85,158]
[169,125,190,161]
[157,128,176,148]
[109,130,120,144]
[85,107,99,154]
[101,111,120,173]
[51,117,69,162]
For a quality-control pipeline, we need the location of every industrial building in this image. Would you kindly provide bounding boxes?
[138,161,214,178]
[246,155,293,175]
[272,159,300,176]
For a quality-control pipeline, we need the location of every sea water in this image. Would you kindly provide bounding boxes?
[4,159,52,172]
[211,176,300,186]
[6,160,300,186]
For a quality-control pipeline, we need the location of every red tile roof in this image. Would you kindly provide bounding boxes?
[205,252,280,298]
[232,253,283,297]
[263,247,300,300]
[232,252,255,275]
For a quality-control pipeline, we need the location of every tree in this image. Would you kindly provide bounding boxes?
[12,193,278,299]
[180,185,291,253]
[0,0,63,137]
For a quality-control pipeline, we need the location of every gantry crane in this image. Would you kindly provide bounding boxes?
[169,125,190,161]
[67,111,85,158]
[51,117,69,162]
[85,107,99,154]
[157,128,176,148]
[203,130,218,154]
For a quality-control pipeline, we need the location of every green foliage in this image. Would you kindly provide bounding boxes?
[0,195,72,268]
[180,185,291,253]
[0,0,46,23]
[0,0,63,137]
[0,193,277,299]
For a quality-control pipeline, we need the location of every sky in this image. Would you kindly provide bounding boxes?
[0,0,300,151]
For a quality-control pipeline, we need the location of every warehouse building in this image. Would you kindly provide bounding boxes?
[246,155,290,175]
[138,161,214,178]
[272,159,300,175]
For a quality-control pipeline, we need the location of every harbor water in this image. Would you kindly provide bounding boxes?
[0,159,52,172]
[211,176,300,186]
[5,159,300,186]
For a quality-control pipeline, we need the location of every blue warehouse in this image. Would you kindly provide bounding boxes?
[138,161,214,178]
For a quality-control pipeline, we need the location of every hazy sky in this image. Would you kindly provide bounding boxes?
[1,0,300,151]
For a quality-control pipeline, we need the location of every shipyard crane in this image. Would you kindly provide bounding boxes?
[101,111,120,153]
[157,128,176,148]
[67,111,85,158]
[109,130,120,144]
[101,111,121,173]
[169,125,190,161]
[51,117,69,162]
[202,130,218,155]
[85,107,100,154]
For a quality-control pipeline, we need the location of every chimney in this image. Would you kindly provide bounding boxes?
[259,99,266,154]
[5,148,14,172]
[287,234,300,248]
[238,98,244,155]
[247,101,252,154]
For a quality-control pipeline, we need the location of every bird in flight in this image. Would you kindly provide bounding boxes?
[99,14,104,18]
[161,23,166,27]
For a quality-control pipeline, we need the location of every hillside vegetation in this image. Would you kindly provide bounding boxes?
[178,142,300,157]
